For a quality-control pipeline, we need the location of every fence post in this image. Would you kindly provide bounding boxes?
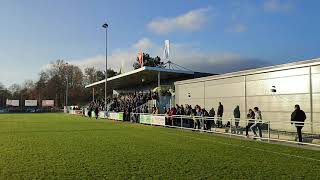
[229,118,232,137]
[201,117,204,132]
[245,118,248,138]
[213,117,215,132]
[268,121,270,143]
[180,116,183,129]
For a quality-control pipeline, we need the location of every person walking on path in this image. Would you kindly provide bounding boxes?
[291,104,306,142]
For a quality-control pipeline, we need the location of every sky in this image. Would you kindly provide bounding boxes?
[1,0,320,87]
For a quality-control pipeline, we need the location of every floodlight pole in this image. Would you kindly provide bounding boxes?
[102,23,108,111]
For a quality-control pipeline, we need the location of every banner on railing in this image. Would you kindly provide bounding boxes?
[98,111,105,118]
[25,100,37,106]
[42,100,54,107]
[140,114,152,124]
[139,114,165,125]
[152,115,165,126]
[69,110,82,115]
[109,112,123,121]
[6,99,19,106]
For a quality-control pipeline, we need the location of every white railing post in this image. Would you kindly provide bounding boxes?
[203,117,205,132]
[268,121,270,143]
[180,116,183,129]
[229,118,232,137]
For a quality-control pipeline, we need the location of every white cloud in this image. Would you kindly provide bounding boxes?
[66,38,267,75]
[133,38,154,50]
[68,38,155,73]
[147,7,210,34]
[263,0,293,13]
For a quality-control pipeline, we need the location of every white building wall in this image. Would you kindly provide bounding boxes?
[175,82,205,107]
[312,65,320,133]
[246,67,311,132]
[204,76,246,119]
[175,63,320,133]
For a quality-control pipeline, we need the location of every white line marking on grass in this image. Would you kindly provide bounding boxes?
[164,131,320,163]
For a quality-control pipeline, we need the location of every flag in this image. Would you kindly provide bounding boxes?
[119,60,124,74]
[138,50,144,67]
[163,40,170,60]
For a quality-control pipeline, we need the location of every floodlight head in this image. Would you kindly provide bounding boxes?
[102,23,108,28]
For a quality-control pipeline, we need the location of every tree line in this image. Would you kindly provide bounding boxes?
[0,53,164,108]
[0,60,118,108]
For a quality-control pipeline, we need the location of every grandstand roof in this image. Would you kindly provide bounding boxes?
[85,66,212,89]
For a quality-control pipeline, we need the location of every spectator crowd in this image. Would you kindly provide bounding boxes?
[83,91,307,143]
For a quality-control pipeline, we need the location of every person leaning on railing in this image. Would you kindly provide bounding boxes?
[291,104,306,143]
[250,107,262,139]
[208,108,215,129]
[246,109,255,138]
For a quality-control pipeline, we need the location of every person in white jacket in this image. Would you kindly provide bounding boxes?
[250,107,262,139]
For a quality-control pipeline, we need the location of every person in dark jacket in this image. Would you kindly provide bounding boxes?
[94,106,99,119]
[202,108,210,130]
[88,107,92,118]
[291,104,306,142]
[233,106,241,128]
[217,102,224,127]
[208,108,215,128]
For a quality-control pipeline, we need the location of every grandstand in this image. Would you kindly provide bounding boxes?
[85,66,212,111]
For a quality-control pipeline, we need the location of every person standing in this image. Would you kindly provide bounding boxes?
[233,105,241,128]
[217,102,224,127]
[246,109,255,137]
[194,106,202,129]
[202,108,209,130]
[291,105,306,142]
[88,106,92,118]
[208,107,215,129]
[250,107,262,139]
[82,107,86,117]
[94,105,99,119]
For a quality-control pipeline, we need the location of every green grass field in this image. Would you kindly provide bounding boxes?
[0,113,319,179]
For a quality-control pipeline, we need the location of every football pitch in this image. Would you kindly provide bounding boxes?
[0,113,319,179]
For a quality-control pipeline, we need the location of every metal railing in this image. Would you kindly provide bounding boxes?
[128,113,320,147]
